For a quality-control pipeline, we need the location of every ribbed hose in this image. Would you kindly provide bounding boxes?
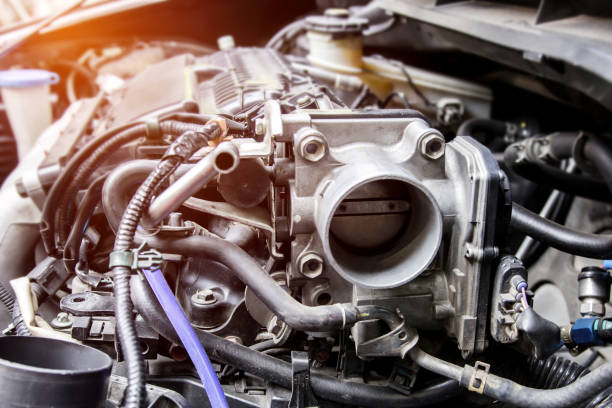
[526,355,589,389]
[112,124,222,408]
[0,281,14,312]
[0,281,30,336]
[12,303,31,336]
[113,158,179,408]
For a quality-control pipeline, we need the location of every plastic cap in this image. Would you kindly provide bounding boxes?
[0,69,59,88]
[217,35,235,51]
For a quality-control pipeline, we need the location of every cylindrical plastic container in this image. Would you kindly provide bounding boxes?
[0,336,112,407]
[0,69,58,159]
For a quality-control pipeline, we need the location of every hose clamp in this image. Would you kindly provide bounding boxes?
[109,242,164,272]
[145,118,162,140]
[467,361,490,394]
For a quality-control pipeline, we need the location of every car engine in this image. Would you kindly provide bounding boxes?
[0,1,611,407]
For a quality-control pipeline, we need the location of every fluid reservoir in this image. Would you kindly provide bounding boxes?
[306,8,368,74]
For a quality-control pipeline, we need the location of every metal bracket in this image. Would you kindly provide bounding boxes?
[356,322,419,359]
[468,361,490,394]
[288,351,319,408]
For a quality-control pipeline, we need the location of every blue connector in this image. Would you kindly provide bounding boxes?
[603,260,612,270]
[571,317,605,346]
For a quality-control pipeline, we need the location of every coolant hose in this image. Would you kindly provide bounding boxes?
[409,347,612,408]
[130,276,459,407]
[457,118,509,139]
[504,132,612,201]
[143,268,228,408]
[142,233,357,332]
[511,202,612,259]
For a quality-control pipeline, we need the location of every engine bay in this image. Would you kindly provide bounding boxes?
[0,1,611,407]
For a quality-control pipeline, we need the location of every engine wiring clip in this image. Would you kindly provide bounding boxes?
[289,351,319,408]
[109,242,164,278]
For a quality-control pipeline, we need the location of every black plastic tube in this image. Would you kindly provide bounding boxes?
[510,202,612,259]
[143,233,357,332]
[0,336,112,408]
[130,277,459,407]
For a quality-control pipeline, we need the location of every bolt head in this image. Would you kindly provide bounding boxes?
[298,253,324,278]
[419,132,445,160]
[51,312,72,329]
[580,302,604,317]
[298,133,326,162]
[192,289,217,305]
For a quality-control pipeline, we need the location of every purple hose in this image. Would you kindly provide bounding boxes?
[143,268,229,408]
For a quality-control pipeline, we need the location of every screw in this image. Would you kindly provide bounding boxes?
[51,312,72,329]
[192,289,217,305]
[419,132,445,160]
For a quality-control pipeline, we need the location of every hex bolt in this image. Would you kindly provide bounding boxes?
[191,289,217,305]
[419,132,445,160]
[298,253,324,278]
[297,129,327,162]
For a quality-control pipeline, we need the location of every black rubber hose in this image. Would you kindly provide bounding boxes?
[113,125,222,408]
[41,113,245,256]
[504,143,611,202]
[410,347,612,408]
[547,131,580,160]
[545,132,612,194]
[130,277,460,407]
[141,233,356,332]
[526,355,589,389]
[510,202,612,259]
[41,122,145,255]
[457,118,509,138]
[584,137,612,194]
[62,174,107,272]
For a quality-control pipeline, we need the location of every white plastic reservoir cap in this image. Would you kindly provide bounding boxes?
[217,35,235,51]
[0,69,59,88]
